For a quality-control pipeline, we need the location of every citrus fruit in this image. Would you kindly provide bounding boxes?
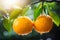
[34,15,53,35]
[13,16,33,35]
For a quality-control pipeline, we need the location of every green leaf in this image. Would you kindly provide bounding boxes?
[3,18,12,32]
[49,11,60,27]
[10,9,22,19]
[34,3,42,21]
[46,2,56,9]
[22,6,29,15]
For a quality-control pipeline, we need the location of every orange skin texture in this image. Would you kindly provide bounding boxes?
[34,15,53,34]
[13,16,33,35]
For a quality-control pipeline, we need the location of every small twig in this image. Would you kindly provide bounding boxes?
[30,0,46,5]
[31,0,40,5]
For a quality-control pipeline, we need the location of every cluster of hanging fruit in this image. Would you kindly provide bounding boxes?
[12,2,53,35]
[13,14,53,35]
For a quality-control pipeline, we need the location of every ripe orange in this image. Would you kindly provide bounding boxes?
[34,15,53,35]
[13,16,33,35]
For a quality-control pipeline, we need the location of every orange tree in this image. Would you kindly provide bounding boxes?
[0,2,60,37]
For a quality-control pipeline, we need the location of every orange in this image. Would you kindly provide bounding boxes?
[13,16,33,35]
[34,15,53,35]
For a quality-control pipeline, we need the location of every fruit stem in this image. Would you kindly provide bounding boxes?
[45,4,49,15]
[45,7,48,15]
[30,0,40,5]
[42,2,45,15]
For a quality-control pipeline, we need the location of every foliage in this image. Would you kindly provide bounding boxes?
[3,18,12,32]
[49,11,60,27]
[34,2,42,21]
[10,9,22,19]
